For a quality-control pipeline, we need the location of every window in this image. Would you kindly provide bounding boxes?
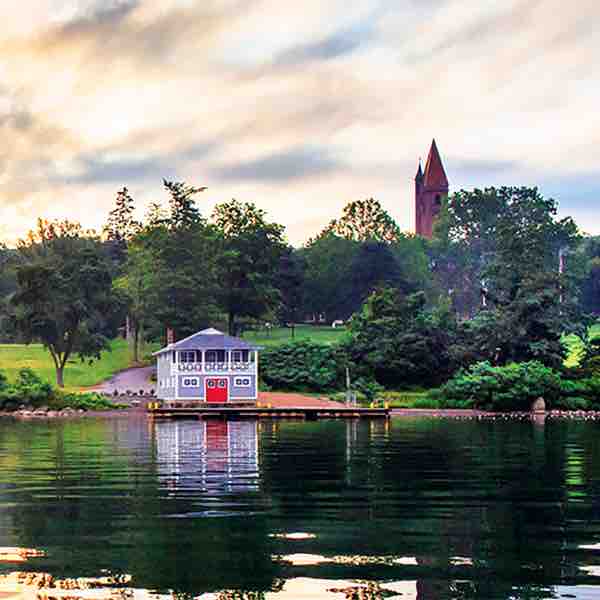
[234,377,251,387]
[231,350,249,362]
[218,379,226,388]
[180,351,197,363]
[207,379,216,389]
[205,350,225,363]
[182,377,200,387]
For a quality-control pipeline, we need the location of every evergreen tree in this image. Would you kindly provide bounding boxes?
[104,187,140,243]
[163,179,207,230]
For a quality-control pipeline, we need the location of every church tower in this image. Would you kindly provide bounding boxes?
[415,139,449,238]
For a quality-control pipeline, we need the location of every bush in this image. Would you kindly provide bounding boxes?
[50,391,123,411]
[328,390,369,404]
[380,390,439,408]
[437,361,563,411]
[353,378,384,401]
[0,368,54,408]
[260,341,346,392]
[0,368,123,411]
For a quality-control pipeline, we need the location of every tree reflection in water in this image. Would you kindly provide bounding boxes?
[0,418,599,599]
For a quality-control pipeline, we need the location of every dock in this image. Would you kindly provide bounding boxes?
[147,404,390,420]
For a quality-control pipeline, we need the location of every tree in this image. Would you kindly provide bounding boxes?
[134,180,217,342]
[580,236,600,315]
[12,219,117,387]
[431,186,584,322]
[114,241,157,363]
[323,198,401,242]
[346,287,457,387]
[430,190,502,317]
[163,179,206,230]
[131,220,218,343]
[299,233,358,322]
[341,241,407,318]
[438,187,586,369]
[276,248,306,337]
[212,200,286,335]
[104,187,140,244]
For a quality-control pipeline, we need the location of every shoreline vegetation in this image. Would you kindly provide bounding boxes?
[1,322,598,414]
[1,187,600,414]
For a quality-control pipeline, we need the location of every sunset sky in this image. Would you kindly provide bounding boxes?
[0,0,598,246]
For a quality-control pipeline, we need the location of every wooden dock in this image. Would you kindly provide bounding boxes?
[147,405,390,420]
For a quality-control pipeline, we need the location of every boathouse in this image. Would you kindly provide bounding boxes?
[153,328,260,404]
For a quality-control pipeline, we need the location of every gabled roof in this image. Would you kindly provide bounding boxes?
[153,328,260,355]
[423,139,449,190]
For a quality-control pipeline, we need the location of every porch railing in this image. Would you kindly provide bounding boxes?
[175,362,255,374]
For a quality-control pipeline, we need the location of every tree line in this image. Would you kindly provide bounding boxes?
[0,181,599,388]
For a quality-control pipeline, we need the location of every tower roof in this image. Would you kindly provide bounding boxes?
[423,139,448,189]
[415,160,424,182]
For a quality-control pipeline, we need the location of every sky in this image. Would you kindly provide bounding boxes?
[0,0,598,246]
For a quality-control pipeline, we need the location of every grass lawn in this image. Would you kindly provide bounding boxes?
[241,324,347,347]
[0,338,132,391]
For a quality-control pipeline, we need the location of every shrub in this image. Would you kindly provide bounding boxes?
[437,361,563,411]
[260,341,346,392]
[50,391,123,411]
[0,368,123,411]
[353,378,384,401]
[380,390,439,408]
[0,368,54,408]
[328,390,369,404]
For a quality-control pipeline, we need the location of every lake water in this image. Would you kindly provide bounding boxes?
[0,416,599,599]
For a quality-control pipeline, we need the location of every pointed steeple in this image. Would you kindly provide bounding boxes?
[423,139,448,189]
[415,159,424,183]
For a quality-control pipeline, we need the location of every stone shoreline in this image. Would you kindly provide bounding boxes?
[4,398,600,420]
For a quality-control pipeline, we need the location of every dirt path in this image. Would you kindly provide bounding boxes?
[88,366,346,408]
[89,366,154,394]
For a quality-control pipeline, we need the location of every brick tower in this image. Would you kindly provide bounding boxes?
[415,139,449,238]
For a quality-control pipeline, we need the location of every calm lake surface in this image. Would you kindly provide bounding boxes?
[0,416,600,599]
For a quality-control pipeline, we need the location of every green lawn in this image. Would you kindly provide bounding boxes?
[0,339,132,390]
[241,324,347,347]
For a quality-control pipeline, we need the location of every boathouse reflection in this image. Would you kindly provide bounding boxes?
[154,419,259,495]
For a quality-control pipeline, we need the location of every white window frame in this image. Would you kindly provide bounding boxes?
[231,350,249,363]
[180,350,197,363]
[182,376,200,387]
[234,376,252,387]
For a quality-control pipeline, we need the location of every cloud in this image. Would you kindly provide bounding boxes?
[0,0,599,246]
[451,159,520,179]
[210,146,343,183]
[52,141,219,185]
[59,0,140,33]
[274,19,376,66]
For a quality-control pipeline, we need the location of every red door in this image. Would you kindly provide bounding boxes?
[206,378,228,403]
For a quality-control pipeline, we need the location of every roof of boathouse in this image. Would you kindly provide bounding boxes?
[153,328,260,356]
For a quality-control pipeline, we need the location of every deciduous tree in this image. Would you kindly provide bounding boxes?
[12,220,117,387]
[323,197,401,242]
[212,200,286,335]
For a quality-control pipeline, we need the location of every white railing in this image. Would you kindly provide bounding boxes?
[174,362,255,374]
